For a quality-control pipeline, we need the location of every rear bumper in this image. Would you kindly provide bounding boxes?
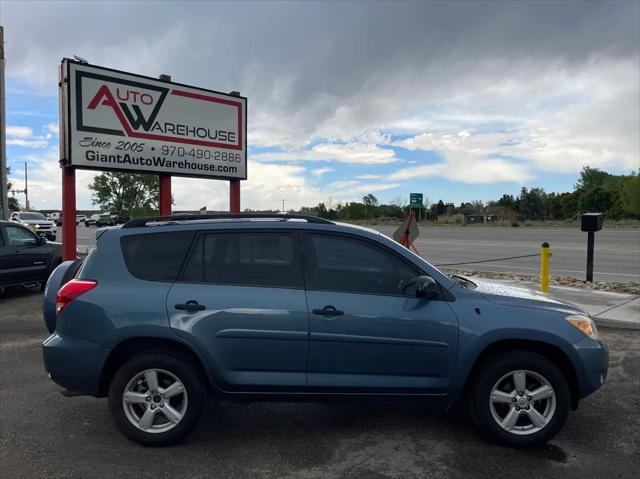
[573,337,609,399]
[42,333,110,397]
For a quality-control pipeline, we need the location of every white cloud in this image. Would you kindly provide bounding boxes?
[327,180,401,195]
[44,122,59,136]
[7,138,50,148]
[6,125,50,148]
[7,126,34,138]
[254,142,398,165]
[391,132,532,184]
[173,162,327,211]
[311,167,334,177]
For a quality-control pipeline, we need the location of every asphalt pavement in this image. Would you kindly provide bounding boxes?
[373,225,640,283]
[1,288,639,478]
[63,224,640,283]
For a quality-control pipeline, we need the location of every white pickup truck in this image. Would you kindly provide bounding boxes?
[10,211,57,241]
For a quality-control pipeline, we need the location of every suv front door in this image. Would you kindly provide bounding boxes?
[302,232,459,392]
[0,224,48,284]
[167,230,309,389]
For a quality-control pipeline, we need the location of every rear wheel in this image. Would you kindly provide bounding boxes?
[108,352,206,446]
[470,350,570,447]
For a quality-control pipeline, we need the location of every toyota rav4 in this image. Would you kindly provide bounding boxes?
[42,213,608,447]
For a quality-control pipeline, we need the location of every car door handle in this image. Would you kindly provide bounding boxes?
[175,300,206,312]
[312,306,344,316]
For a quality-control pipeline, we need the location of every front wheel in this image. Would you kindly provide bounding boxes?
[469,350,570,447]
[108,352,206,446]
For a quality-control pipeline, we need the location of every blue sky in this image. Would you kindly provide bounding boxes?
[3,1,639,211]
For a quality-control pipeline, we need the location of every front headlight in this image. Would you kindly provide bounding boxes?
[566,314,599,339]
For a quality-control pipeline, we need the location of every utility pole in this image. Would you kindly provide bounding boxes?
[24,161,29,210]
[282,199,285,212]
[0,26,8,220]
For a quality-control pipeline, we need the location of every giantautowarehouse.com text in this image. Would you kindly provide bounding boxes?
[84,150,238,174]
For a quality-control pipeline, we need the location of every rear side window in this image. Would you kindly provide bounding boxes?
[181,232,302,288]
[121,232,195,282]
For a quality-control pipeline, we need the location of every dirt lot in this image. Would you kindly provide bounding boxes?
[1,288,639,478]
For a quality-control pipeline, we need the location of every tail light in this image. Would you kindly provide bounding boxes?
[56,279,98,315]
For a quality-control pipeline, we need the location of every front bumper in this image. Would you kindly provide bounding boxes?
[37,231,56,240]
[42,333,110,397]
[573,337,609,398]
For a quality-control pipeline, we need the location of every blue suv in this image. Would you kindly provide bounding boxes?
[42,214,608,447]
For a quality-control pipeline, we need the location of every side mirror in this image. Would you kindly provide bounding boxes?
[416,275,439,299]
[38,236,47,246]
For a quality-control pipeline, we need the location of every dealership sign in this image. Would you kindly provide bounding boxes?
[60,59,247,179]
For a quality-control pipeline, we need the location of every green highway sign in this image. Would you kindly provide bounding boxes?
[409,193,423,207]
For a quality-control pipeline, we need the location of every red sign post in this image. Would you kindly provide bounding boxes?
[59,60,247,260]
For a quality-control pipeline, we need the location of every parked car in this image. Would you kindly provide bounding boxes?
[48,212,81,226]
[77,215,87,224]
[85,213,114,227]
[42,213,607,447]
[84,214,100,227]
[1,220,62,292]
[96,213,115,227]
[113,212,131,225]
[9,211,57,241]
[49,212,63,226]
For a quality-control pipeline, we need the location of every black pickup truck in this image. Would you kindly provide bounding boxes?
[0,220,62,292]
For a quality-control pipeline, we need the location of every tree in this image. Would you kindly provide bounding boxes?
[432,200,446,216]
[578,187,614,215]
[6,167,21,211]
[518,187,546,220]
[497,194,517,211]
[389,196,407,208]
[575,167,610,190]
[620,173,640,218]
[88,172,160,214]
[362,194,379,207]
[470,200,484,212]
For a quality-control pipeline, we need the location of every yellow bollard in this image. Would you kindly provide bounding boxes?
[540,242,551,293]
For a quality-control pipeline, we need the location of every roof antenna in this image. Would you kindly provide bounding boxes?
[73,55,89,64]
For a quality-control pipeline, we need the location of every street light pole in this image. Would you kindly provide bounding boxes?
[282,199,285,212]
[24,161,29,210]
[0,26,8,220]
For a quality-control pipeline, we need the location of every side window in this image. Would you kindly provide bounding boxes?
[121,232,195,281]
[181,232,302,288]
[6,225,38,247]
[305,234,419,296]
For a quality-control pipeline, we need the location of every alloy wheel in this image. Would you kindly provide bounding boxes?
[489,369,556,436]
[122,368,188,434]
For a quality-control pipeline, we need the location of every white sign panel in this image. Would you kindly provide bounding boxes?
[62,59,247,179]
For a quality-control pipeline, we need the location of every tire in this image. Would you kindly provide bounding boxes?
[469,350,570,447]
[84,221,89,227]
[108,351,207,446]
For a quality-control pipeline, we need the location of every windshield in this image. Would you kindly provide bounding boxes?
[20,212,46,220]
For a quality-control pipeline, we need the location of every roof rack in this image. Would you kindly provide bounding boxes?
[122,212,334,228]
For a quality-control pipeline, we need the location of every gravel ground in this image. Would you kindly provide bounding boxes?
[444,269,640,295]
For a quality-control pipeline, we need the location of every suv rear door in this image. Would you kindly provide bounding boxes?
[302,232,459,392]
[167,230,309,389]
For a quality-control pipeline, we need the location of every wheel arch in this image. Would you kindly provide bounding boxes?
[98,337,216,397]
[461,339,580,410]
